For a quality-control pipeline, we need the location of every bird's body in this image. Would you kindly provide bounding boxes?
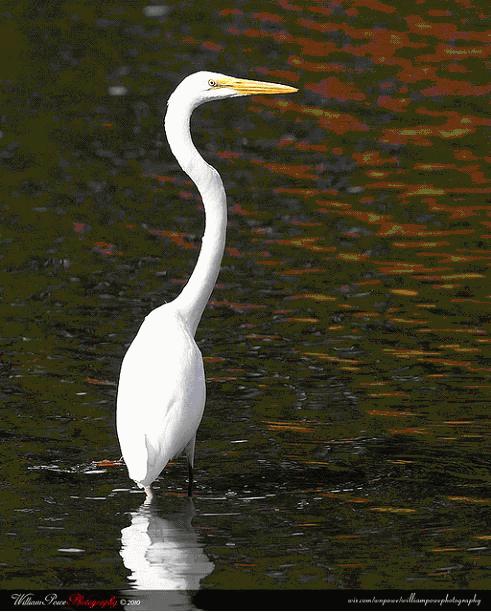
[116,71,297,499]
[116,304,205,488]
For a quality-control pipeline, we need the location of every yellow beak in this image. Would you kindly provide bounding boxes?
[216,76,298,96]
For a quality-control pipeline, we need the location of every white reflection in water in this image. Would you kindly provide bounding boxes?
[120,498,214,590]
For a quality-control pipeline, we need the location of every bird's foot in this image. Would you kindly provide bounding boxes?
[187,465,194,497]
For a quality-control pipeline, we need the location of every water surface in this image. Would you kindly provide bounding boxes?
[0,0,489,600]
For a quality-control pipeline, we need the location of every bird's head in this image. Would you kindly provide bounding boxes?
[168,71,298,108]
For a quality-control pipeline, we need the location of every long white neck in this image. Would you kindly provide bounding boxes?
[164,97,227,336]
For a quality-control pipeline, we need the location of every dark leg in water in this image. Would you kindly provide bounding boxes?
[185,436,196,498]
[187,461,194,497]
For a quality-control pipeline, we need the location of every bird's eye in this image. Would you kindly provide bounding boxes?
[208,79,218,88]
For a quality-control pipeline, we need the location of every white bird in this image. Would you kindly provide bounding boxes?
[116,71,297,500]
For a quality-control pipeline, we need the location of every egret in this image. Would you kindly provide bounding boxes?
[116,71,297,500]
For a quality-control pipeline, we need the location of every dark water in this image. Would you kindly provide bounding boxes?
[1,0,489,602]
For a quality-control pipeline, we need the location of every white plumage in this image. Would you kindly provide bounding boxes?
[117,306,205,487]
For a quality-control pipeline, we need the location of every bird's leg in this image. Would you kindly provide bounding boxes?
[185,437,196,497]
[187,462,194,497]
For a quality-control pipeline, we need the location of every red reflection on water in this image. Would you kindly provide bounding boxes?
[147,229,197,250]
[253,11,284,25]
[405,14,489,42]
[306,77,366,102]
[252,98,369,134]
[355,0,395,13]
